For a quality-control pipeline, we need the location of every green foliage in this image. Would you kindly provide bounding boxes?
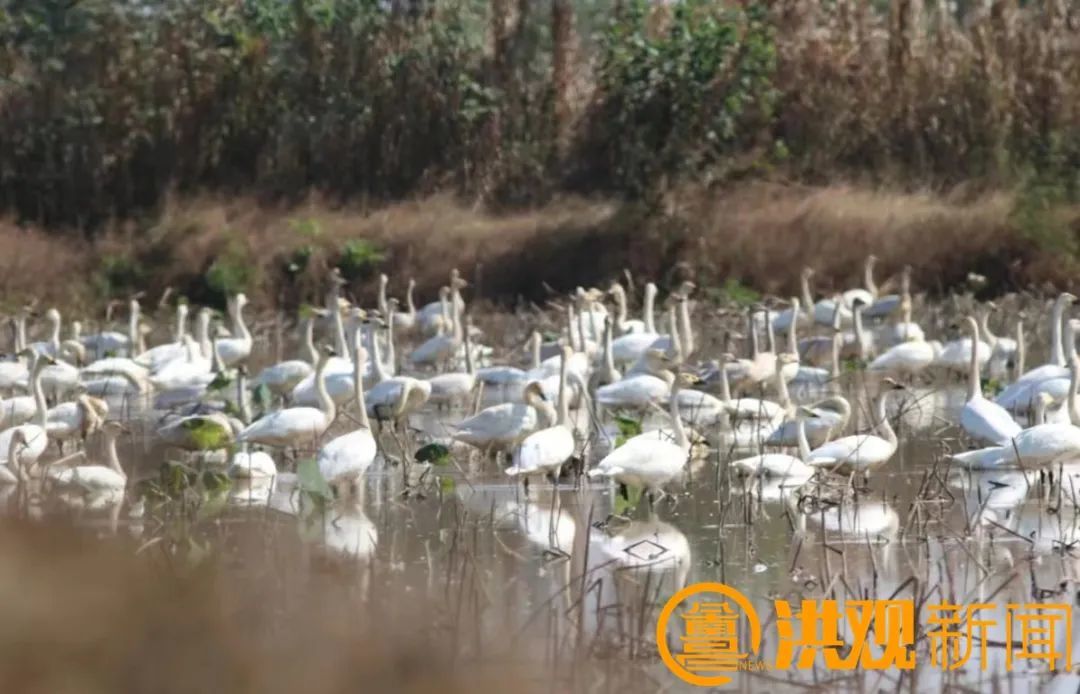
[614,484,644,516]
[613,415,642,448]
[297,457,332,502]
[415,442,452,466]
[588,0,777,193]
[95,253,144,298]
[180,417,234,451]
[717,278,760,307]
[205,241,255,301]
[336,239,385,282]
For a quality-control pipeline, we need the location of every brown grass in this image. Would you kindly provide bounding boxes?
[0,184,1077,314]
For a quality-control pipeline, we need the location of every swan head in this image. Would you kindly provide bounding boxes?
[234,293,249,310]
[789,296,800,311]
[776,353,799,369]
[796,406,819,419]
[881,377,906,391]
[379,273,388,287]
[45,308,61,325]
[522,381,546,403]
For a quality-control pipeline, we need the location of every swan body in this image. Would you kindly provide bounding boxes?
[454,383,552,450]
[803,385,900,473]
[254,360,313,397]
[766,397,851,448]
[365,378,430,421]
[48,421,127,493]
[732,453,815,480]
[596,374,668,410]
[868,339,935,377]
[215,294,253,367]
[227,450,277,479]
[958,317,1021,446]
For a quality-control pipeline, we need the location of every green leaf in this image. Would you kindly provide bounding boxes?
[614,415,642,440]
[614,485,644,516]
[207,372,233,392]
[415,442,452,466]
[253,383,272,411]
[180,417,233,451]
[297,457,332,500]
[438,476,456,494]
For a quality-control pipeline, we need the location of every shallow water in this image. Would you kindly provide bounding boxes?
[6,297,1080,692]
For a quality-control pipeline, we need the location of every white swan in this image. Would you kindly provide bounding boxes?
[596,350,673,411]
[996,294,1076,411]
[46,394,108,449]
[0,427,32,485]
[134,303,190,372]
[391,278,418,333]
[803,381,903,474]
[253,312,317,398]
[588,367,693,499]
[733,418,816,480]
[364,326,431,422]
[317,342,377,499]
[454,381,553,452]
[477,332,540,388]
[411,286,461,367]
[959,316,1021,446]
[610,283,659,364]
[47,421,128,493]
[766,395,851,448]
[238,347,337,449]
[608,282,647,335]
[426,320,477,406]
[216,293,253,367]
[962,361,1080,469]
[0,353,52,474]
[506,346,577,484]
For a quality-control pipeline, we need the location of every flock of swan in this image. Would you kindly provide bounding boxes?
[2,256,1080,517]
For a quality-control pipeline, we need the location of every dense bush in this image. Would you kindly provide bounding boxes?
[0,0,1077,229]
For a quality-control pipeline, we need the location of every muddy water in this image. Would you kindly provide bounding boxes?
[9,302,1080,692]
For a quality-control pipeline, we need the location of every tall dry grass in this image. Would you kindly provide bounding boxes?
[2,183,1076,312]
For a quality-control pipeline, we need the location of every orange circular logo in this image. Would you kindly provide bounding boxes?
[656,582,763,687]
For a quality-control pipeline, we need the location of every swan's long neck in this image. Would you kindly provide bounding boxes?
[967,318,982,401]
[234,302,251,343]
[385,314,397,374]
[765,311,776,353]
[1051,297,1068,367]
[463,325,475,376]
[575,304,587,354]
[48,313,61,354]
[104,429,125,477]
[197,312,211,359]
[668,376,689,451]
[1015,320,1026,381]
[830,333,842,378]
[800,272,814,313]
[1068,320,1079,364]
[405,280,416,316]
[531,332,542,370]
[875,390,897,449]
[643,284,657,334]
[667,307,683,363]
[451,290,464,342]
[556,352,570,427]
[979,311,997,348]
[328,287,347,356]
[678,296,694,358]
[775,363,792,410]
[377,276,389,318]
[613,286,629,330]
[128,302,140,352]
[31,356,47,428]
[368,326,390,383]
[796,417,811,460]
[315,353,336,423]
[353,339,371,430]
[748,312,759,359]
[718,356,733,405]
[15,314,26,354]
[852,307,867,360]
[175,306,188,343]
[302,317,318,365]
[864,258,878,297]
[1068,358,1080,426]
